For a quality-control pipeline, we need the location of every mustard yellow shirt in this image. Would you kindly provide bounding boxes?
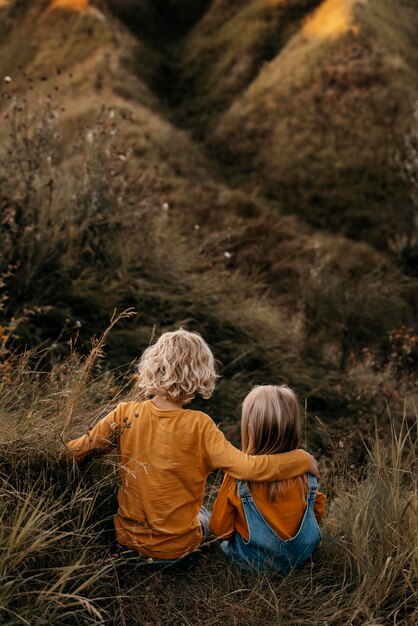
[67,400,315,559]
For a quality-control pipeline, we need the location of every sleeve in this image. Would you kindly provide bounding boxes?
[66,402,130,462]
[314,490,326,522]
[209,475,237,539]
[202,418,318,481]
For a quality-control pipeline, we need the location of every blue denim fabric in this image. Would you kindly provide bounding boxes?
[221,474,321,573]
[198,505,211,538]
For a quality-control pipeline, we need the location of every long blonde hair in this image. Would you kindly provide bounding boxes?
[241,385,305,501]
[137,328,217,404]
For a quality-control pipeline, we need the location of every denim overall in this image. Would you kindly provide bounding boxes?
[221,474,321,573]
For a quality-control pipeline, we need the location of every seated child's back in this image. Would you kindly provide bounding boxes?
[210,473,325,543]
[210,385,326,572]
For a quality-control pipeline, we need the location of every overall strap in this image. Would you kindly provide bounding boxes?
[236,480,281,544]
[237,481,253,501]
[306,473,318,504]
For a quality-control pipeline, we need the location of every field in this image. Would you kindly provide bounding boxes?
[0,341,416,625]
[0,1,417,624]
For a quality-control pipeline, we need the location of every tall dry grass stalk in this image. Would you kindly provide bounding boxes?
[324,405,417,624]
[60,308,135,436]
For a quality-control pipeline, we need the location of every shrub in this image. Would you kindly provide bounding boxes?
[302,263,410,368]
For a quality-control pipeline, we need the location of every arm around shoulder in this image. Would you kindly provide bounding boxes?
[202,418,319,481]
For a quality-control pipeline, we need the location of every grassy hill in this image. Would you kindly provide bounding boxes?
[2,0,417,242]
[173,0,418,241]
[0,0,416,420]
[0,0,227,227]
[0,2,417,625]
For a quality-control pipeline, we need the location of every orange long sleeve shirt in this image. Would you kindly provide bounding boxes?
[210,474,326,542]
[67,400,317,559]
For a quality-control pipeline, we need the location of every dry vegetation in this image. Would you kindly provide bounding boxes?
[0,342,416,625]
[204,0,418,240]
[0,80,417,626]
[0,1,417,624]
[1,88,416,423]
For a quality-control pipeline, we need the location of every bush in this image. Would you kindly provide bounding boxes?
[302,265,409,367]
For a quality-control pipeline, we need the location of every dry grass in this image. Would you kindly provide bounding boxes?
[178,0,322,126]
[0,84,416,425]
[0,0,112,78]
[2,0,418,247]
[0,340,416,625]
[206,0,418,242]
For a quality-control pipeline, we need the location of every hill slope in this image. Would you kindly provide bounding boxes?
[0,0,241,230]
[173,0,418,240]
[0,0,416,429]
[0,6,417,625]
[2,0,417,241]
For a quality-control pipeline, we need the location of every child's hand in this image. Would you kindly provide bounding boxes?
[307,454,320,479]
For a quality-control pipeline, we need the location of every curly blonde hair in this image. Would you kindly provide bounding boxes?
[137,329,217,404]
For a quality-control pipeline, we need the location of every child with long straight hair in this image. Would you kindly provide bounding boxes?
[67,331,319,570]
[210,385,325,572]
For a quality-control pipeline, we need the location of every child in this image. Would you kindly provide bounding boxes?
[67,330,318,569]
[210,385,325,572]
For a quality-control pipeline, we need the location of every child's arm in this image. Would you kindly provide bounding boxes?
[66,402,129,461]
[314,490,326,522]
[209,475,237,539]
[202,418,318,480]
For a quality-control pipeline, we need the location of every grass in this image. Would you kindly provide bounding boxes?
[0,340,416,625]
[177,0,322,127]
[205,0,418,242]
[0,0,113,78]
[2,0,418,247]
[0,83,416,427]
